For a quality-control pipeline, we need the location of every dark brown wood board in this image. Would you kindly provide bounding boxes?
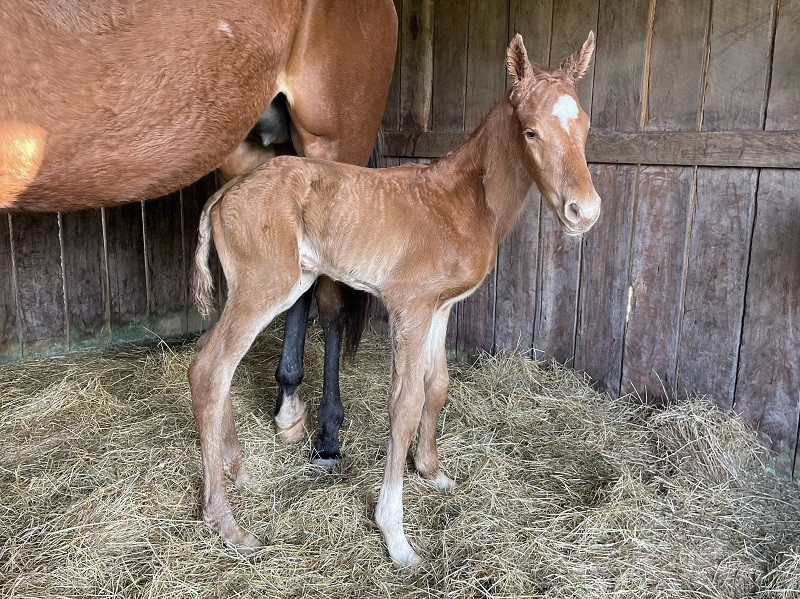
[400,0,433,131]
[494,0,551,353]
[0,215,20,360]
[144,192,186,338]
[61,209,109,349]
[104,202,149,343]
[677,0,777,406]
[533,0,599,364]
[456,0,509,356]
[620,0,710,397]
[574,0,651,393]
[11,213,67,355]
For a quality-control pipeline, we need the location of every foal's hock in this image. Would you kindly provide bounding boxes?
[189,32,600,566]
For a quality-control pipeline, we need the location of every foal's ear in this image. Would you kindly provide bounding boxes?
[507,34,531,87]
[560,31,596,82]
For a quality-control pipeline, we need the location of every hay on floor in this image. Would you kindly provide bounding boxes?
[1,322,799,598]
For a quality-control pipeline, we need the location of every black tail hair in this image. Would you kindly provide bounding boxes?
[342,131,384,358]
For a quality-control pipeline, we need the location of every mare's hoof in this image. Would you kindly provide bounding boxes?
[311,455,340,472]
[275,409,307,443]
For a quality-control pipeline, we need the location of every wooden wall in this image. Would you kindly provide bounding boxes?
[0,173,218,360]
[383,0,800,474]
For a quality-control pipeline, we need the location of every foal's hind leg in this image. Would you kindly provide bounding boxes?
[414,308,455,491]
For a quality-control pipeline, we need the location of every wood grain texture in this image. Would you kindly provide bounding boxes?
[736,0,800,477]
[574,164,636,392]
[574,0,650,393]
[456,0,509,355]
[0,215,20,360]
[104,202,149,342]
[494,0,551,353]
[735,170,800,476]
[384,130,800,168]
[144,192,186,337]
[620,0,709,397]
[400,0,433,131]
[678,0,776,407]
[61,209,109,348]
[382,0,403,131]
[534,0,598,364]
[11,213,66,355]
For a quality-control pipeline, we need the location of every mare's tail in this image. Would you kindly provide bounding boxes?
[342,132,384,357]
[191,178,238,318]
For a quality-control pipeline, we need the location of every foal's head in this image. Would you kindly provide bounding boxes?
[507,33,600,234]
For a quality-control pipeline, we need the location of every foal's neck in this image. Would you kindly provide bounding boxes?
[433,94,534,240]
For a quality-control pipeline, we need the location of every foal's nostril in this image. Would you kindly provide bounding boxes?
[565,200,581,224]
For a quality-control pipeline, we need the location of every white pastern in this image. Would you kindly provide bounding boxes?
[375,483,421,566]
[552,94,579,134]
[275,391,307,431]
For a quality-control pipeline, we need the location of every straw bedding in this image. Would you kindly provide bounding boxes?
[1,322,799,598]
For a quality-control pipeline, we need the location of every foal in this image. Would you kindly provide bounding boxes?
[189,33,600,566]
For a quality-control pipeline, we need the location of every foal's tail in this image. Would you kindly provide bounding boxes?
[192,178,238,318]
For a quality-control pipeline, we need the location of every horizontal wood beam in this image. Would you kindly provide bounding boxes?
[383,130,800,169]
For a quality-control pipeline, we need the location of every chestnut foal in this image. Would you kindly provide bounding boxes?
[189,33,600,565]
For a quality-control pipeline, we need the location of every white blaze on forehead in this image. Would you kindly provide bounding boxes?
[552,94,579,134]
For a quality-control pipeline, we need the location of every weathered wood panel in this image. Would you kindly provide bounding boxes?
[104,203,149,342]
[61,210,108,348]
[494,0,551,352]
[620,0,709,397]
[737,0,800,477]
[0,215,20,359]
[400,0,433,131]
[144,192,185,337]
[455,0,509,355]
[574,0,651,393]
[677,0,776,406]
[533,0,599,364]
[11,213,67,355]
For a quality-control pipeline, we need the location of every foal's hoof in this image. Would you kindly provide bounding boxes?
[388,540,422,568]
[431,472,455,491]
[222,527,263,554]
[275,408,308,443]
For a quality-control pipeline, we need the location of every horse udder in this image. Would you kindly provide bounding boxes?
[0,122,47,208]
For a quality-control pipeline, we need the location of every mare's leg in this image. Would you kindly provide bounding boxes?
[312,276,346,469]
[375,305,434,566]
[273,287,313,442]
[414,308,455,491]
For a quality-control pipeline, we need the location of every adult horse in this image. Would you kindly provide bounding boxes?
[0,0,398,464]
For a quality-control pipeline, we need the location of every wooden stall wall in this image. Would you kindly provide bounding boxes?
[0,174,218,360]
[383,0,800,474]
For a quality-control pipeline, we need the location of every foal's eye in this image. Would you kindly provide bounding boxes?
[524,129,538,140]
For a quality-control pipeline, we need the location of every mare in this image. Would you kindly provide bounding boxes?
[0,0,398,466]
[191,32,600,565]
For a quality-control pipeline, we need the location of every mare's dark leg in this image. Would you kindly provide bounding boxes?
[275,285,313,412]
[311,277,346,469]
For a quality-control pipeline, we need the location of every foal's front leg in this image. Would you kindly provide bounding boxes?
[375,313,432,566]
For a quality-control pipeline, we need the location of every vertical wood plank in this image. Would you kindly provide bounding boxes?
[11,213,67,355]
[736,0,800,477]
[533,0,599,364]
[620,0,710,397]
[494,0,552,353]
[574,0,651,393]
[0,215,21,360]
[144,192,186,337]
[456,0,509,355]
[431,0,468,349]
[382,0,403,132]
[105,202,149,342]
[61,209,109,348]
[400,0,433,131]
[677,0,776,406]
